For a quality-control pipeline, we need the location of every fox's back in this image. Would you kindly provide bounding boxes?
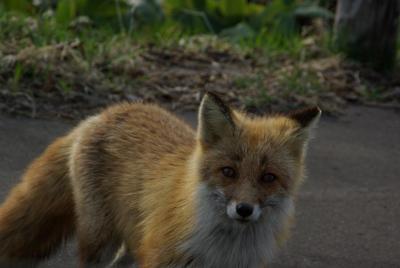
[70,101,196,183]
[72,102,194,164]
[89,102,195,157]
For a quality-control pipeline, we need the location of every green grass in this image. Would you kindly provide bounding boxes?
[280,66,322,95]
[0,0,316,55]
[361,86,386,102]
[234,72,277,109]
[234,76,259,89]
[12,62,24,91]
[4,4,395,118]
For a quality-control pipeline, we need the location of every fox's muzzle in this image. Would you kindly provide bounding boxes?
[227,201,261,222]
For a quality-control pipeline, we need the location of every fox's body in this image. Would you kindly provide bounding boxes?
[0,93,320,267]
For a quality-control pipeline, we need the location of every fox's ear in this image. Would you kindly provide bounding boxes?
[289,106,321,138]
[198,92,235,146]
[287,106,321,157]
[289,106,321,129]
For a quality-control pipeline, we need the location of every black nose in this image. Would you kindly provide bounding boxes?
[236,203,253,218]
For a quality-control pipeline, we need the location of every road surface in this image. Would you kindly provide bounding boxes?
[0,105,399,267]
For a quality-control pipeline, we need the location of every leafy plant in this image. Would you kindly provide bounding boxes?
[1,0,133,29]
[162,0,332,53]
[0,0,333,54]
[13,63,24,91]
[0,0,34,14]
[164,0,264,33]
[55,0,133,28]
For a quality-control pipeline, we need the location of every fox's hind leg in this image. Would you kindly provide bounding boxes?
[73,190,121,268]
[71,167,121,267]
[68,116,123,267]
[70,159,121,267]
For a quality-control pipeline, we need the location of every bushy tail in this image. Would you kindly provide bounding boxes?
[0,135,75,264]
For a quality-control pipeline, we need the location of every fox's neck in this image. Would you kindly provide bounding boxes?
[148,147,201,264]
[178,182,294,268]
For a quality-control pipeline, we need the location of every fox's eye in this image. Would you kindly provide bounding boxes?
[221,167,235,178]
[261,172,277,183]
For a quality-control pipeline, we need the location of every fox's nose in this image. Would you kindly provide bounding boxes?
[236,203,254,218]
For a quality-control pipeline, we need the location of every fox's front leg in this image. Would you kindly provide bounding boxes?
[107,244,136,268]
[130,237,172,268]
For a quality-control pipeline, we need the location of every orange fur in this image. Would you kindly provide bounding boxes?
[0,93,320,267]
[0,135,75,261]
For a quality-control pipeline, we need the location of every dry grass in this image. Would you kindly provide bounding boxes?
[1,16,399,119]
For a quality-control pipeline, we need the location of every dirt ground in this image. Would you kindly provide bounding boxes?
[0,104,399,267]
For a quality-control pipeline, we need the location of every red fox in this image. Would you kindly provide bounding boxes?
[0,92,320,267]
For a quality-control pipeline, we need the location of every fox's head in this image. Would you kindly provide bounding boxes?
[193,92,320,224]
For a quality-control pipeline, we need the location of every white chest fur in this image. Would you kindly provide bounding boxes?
[179,185,294,268]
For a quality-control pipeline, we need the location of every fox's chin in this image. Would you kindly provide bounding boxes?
[230,214,262,224]
[223,216,263,229]
[234,218,254,224]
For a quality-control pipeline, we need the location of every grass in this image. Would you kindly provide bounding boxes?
[234,76,259,89]
[280,66,323,95]
[361,86,386,102]
[12,63,24,90]
[0,8,398,119]
[0,5,310,57]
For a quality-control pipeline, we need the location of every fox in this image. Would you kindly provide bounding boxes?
[0,92,321,268]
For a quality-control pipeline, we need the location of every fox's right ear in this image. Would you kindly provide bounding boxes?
[289,106,322,142]
[197,92,235,146]
[289,106,321,129]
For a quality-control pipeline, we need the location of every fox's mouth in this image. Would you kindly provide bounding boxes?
[235,218,252,224]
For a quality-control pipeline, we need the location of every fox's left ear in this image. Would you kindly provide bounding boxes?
[289,106,322,138]
[197,92,235,146]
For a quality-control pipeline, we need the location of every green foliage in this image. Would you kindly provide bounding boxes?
[55,0,133,27]
[1,0,133,28]
[163,0,332,53]
[132,0,164,26]
[220,23,255,42]
[361,86,385,101]
[294,4,333,19]
[0,0,332,53]
[164,0,265,32]
[0,0,34,14]
[56,0,78,24]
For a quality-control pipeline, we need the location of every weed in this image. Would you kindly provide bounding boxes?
[57,79,72,95]
[12,63,24,91]
[280,66,322,95]
[234,76,258,89]
[361,86,385,102]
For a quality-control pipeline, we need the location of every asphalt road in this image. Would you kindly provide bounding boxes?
[1,105,399,268]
